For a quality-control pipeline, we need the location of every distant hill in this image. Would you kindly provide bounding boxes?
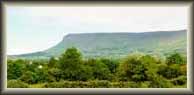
[9,30,187,59]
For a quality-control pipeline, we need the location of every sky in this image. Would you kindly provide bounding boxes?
[5,5,189,55]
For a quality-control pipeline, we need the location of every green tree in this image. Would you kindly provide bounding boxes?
[140,55,160,80]
[77,65,93,81]
[34,67,51,83]
[20,71,38,84]
[7,59,26,80]
[25,61,37,72]
[117,54,160,82]
[100,58,119,74]
[117,54,147,82]
[86,58,112,80]
[59,47,83,80]
[48,68,63,82]
[48,57,58,68]
[158,64,182,79]
[148,75,173,88]
[166,52,185,65]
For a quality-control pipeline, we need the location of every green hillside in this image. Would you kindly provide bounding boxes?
[10,30,187,59]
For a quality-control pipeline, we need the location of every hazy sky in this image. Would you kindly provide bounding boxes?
[6,5,189,55]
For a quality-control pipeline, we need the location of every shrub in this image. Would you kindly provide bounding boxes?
[44,81,65,88]
[148,75,173,88]
[158,64,182,79]
[100,58,119,73]
[7,48,187,88]
[86,59,112,80]
[110,82,138,88]
[44,81,144,88]
[117,54,152,82]
[44,80,111,88]
[7,80,29,88]
[7,60,26,80]
[166,52,185,65]
[77,65,93,81]
[48,68,62,82]
[19,71,38,84]
[139,81,151,88]
[48,57,58,68]
[171,76,187,86]
[89,80,111,88]
[180,64,187,75]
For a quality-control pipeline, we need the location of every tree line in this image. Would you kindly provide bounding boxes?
[7,47,187,88]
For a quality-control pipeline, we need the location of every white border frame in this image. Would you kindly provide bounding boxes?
[1,1,193,95]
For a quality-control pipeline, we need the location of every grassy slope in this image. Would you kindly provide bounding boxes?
[45,30,186,58]
[10,30,187,59]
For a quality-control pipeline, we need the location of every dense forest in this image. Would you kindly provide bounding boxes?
[7,47,187,88]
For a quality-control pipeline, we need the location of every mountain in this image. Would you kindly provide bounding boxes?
[9,30,187,59]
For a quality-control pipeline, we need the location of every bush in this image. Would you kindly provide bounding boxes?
[110,82,138,88]
[139,81,151,88]
[77,65,93,81]
[158,64,182,79]
[86,59,112,80]
[171,76,187,86]
[148,75,173,88]
[100,58,119,73]
[44,81,65,88]
[110,82,122,88]
[7,80,29,88]
[7,48,187,88]
[19,71,38,84]
[44,81,146,88]
[180,64,187,75]
[117,55,150,82]
[166,52,185,65]
[7,60,26,80]
[89,80,111,88]
[44,80,111,88]
[48,68,62,82]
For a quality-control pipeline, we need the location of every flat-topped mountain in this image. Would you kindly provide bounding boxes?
[9,30,187,59]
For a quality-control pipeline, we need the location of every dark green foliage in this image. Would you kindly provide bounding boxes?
[117,55,148,82]
[7,80,29,88]
[171,76,187,86]
[7,48,187,88]
[25,61,37,72]
[100,58,119,73]
[19,71,38,84]
[48,57,58,68]
[25,60,47,72]
[77,65,93,81]
[166,52,185,65]
[59,47,83,81]
[7,59,26,80]
[44,81,140,88]
[148,75,173,88]
[34,67,51,83]
[158,64,182,79]
[85,59,112,80]
[48,68,62,82]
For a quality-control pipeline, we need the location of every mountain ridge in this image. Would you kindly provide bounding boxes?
[8,30,187,59]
